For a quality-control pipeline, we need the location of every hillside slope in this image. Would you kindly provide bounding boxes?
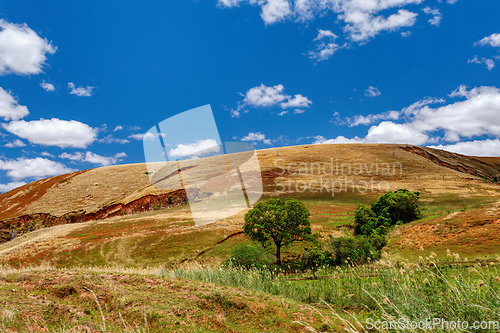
[0,144,499,267]
[1,144,499,234]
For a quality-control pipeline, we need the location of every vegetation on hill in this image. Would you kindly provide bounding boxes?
[243,197,312,266]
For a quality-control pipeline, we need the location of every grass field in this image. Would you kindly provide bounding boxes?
[1,144,500,332]
[1,254,499,332]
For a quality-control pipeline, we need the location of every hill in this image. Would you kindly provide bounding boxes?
[0,144,499,267]
[0,265,332,332]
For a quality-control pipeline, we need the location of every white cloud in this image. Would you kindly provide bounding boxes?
[0,20,56,75]
[401,31,412,37]
[217,0,291,24]
[422,6,442,26]
[128,132,157,141]
[313,135,364,144]
[232,84,312,117]
[0,181,26,193]
[468,55,495,71]
[294,109,305,114]
[218,0,424,42]
[280,94,312,109]
[278,110,288,116]
[169,139,221,158]
[308,29,340,62]
[313,121,428,145]
[475,33,500,48]
[343,9,418,42]
[3,118,97,148]
[4,139,26,148]
[430,139,500,157]
[244,84,287,107]
[68,82,94,97]
[0,87,29,121]
[348,110,399,126]
[261,0,292,24]
[99,134,129,144]
[365,86,381,97]
[0,157,75,179]
[59,151,127,166]
[113,125,123,131]
[241,132,272,145]
[315,85,500,151]
[40,151,54,157]
[365,121,429,144]
[40,80,55,92]
[402,96,446,115]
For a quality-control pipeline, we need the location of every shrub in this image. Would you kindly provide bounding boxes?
[354,189,421,246]
[224,244,274,270]
[301,246,328,271]
[328,236,379,266]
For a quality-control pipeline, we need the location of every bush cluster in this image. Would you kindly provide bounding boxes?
[229,190,421,271]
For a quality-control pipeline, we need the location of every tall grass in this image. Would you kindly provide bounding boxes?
[163,259,500,331]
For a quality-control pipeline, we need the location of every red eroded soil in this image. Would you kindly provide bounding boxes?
[0,189,189,243]
[0,170,87,221]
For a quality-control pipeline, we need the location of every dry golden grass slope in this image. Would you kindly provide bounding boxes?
[0,144,499,268]
[1,144,499,221]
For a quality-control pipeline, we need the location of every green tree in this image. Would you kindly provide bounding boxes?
[371,189,421,225]
[243,197,312,266]
[353,189,421,251]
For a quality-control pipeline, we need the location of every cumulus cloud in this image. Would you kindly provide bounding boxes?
[59,151,127,166]
[261,0,292,24]
[314,85,500,155]
[308,29,340,62]
[3,118,97,148]
[0,181,26,193]
[40,80,55,92]
[365,86,381,97]
[365,121,429,144]
[315,122,428,145]
[218,0,291,24]
[430,139,500,157]
[244,84,287,107]
[128,132,157,141]
[218,0,424,42]
[280,94,313,109]
[475,33,500,48]
[169,139,221,158]
[468,55,495,70]
[241,132,272,145]
[348,110,400,126]
[98,134,129,144]
[313,135,364,144]
[68,82,94,97]
[422,6,442,26]
[0,87,29,121]
[231,83,312,117]
[113,125,123,131]
[343,9,418,42]
[0,157,75,179]
[0,20,56,75]
[4,139,26,148]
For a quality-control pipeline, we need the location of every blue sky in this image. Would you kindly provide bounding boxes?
[0,0,499,192]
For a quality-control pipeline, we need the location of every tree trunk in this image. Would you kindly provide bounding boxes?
[276,245,281,266]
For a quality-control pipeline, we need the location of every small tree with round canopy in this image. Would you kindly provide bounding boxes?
[243,197,312,266]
